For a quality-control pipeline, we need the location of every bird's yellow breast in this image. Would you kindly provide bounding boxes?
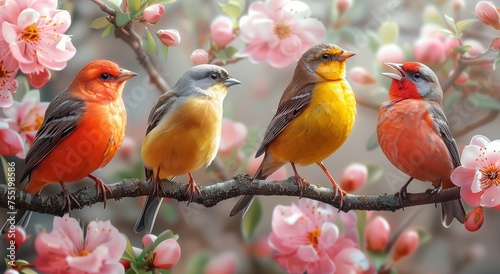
[268,79,356,165]
[141,96,222,179]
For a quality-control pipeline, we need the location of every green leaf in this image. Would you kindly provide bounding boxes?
[128,0,142,14]
[443,90,461,110]
[160,43,169,60]
[155,0,177,5]
[220,0,245,20]
[104,0,123,11]
[121,233,137,261]
[452,45,472,55]
[20,268,38,274]
[444,14,457,36]
[225,46,238,59]
[116,10,132,27]
[356,210,367,250]
[144,29,157,55]
[366,130,379,151]
[493,52,500,70]
[468,94,500,111]
[157,269,172,274]
[456,19,478,37]
[185,252,211,274]
[379,21,399,44]
[215,49,228,63]
[101,23,115,38]
[366,164,383,184]
[89,17,110,30]
[241,197,262,240]
[367,250,389,271]
[415,226,431,245]
[127,262,141,274]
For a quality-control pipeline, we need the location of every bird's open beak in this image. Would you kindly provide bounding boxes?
[117,68,138,82]
[338,50,356,61]
[381,62,405,81]
[223,77,241,87]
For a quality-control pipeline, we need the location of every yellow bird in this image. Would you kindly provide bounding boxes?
[230,43,356,217]
[136,65,240,233]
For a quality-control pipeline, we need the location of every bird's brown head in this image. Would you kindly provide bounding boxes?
[296,43,355,82]
[70,60,137,103]
[382,62,442,102]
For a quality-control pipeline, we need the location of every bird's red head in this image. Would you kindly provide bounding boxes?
[382,62,443,102]
[70,60,137,103]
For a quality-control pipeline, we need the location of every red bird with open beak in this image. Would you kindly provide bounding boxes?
[377,62,465,227]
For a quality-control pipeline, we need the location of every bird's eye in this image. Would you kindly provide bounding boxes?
[321,54,330,60]
[100,73,110,80]
[414,73,421,79]
[210,73,218,80]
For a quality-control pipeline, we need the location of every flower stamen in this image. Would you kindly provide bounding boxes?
[273,22,293,40]
[22,24,41,42]
[307,228,321,249]
[479,163,500,189]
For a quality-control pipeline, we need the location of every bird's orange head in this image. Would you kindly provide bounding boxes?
[296,43,355,82]
[69,60,137,103]
[382,62,443,102]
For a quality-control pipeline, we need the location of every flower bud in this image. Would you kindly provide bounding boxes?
[464,39,484,57]
[376,44,405,65]
[157,29,181,47]
[475,1,500,30]
[349,67,377,86]
[210,16,234,48]
[205,252,238,274]
[152,239,181,269]
[365,216,390,252]
[451,0,465,11]
[119,259,131,270]
[449,70,469,86]
[341,163,368,192]
[191,49,209,65]
[142,234,157,248]
[118,136,135,160]
[393,229,419,261]
[413,37,445,65]
[379,21,399,45]
[142,4,165,23]
[492,38,500,50]
[336,0,352,15]
[464,207,484,232]
[5,225,28,250]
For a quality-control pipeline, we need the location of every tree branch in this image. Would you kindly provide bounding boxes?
[0,174,462,216]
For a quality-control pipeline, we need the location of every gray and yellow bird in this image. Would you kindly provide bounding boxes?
[136,64,240,233]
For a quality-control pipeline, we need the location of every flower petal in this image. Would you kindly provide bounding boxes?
[66,245,108,272]
[296,244,319,262]
[460,145,483,169]
[17,8,40,28]
[470,135,490,147]
[450,166,476,187]
[318,222,339,249]
[480,185,500,207]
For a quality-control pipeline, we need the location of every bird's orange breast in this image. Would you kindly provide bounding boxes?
[268,79,356,165]
[25,100,126,193]
[141,97,222,179]
[377,100,454,187]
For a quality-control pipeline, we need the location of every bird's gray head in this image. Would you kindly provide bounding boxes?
[173,64,240,97]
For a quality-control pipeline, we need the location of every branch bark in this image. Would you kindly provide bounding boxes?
[0,174,462,216]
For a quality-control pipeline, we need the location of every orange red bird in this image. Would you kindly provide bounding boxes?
[377,62,465,227]
[8,60,136,228]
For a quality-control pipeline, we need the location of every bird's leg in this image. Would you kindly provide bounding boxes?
[58,181,80,214]
[291,162,310,197]
[397,177,414,208]
[317,162,346,210]
[185,172,200,205]
[152,167,167,199]
[87,174,111,209]
[427,179,443,208]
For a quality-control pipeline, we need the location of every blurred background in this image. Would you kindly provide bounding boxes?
[2,0,500,273]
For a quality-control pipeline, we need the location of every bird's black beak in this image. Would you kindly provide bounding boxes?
[117,68,138,82]
[223,77,241,87]
[381,62,405,81]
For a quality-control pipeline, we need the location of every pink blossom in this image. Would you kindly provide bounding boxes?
[117,136,136,160]
[210,16,234,48]
[152,239,181,270]
[141,4,165,23]
[444,37,460,57]
[1,0,76,87]
[238,0,326,68]
[336,0,352,15]
[157,29,181,46]
[205,252,238,274]
[3,89,48,146]
[463,39,485,57]
[376,44,405,65]
[492,38,500,50]
[393,229,419,261]
[412,37,445,65]
[219,118,247,156]
[340,163,368,192]
[450,135,500,208]
[349,67,377,86]
[0,58,18,108]
[246,154,288,181]
[191,49,209,65]
[475,1,500,30]
[34,214,126,274]
[0,119,24,158]
[464,207,484,232]
[365,216,390,252]
[268,199,369,274]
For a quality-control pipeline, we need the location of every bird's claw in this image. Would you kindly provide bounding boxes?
[185,182,200,206]
[88,174,110,209]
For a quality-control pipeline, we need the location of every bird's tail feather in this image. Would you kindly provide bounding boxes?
[441,199,466,228]
[134,196,162,233]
